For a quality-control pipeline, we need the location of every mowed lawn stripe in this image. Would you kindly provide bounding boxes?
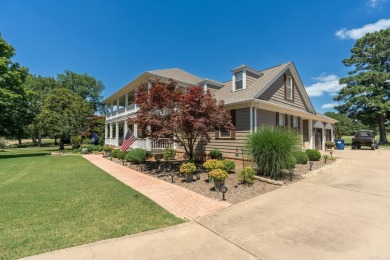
[0,148,184,259]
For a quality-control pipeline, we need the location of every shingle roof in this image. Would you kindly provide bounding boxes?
[214,63,290,105]
[148,68,204,85]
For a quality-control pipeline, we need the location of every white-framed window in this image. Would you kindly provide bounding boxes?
[219,129,231,138]
[292,116,299,128]
[278,113,285,126]
[235,72,243,90]
[285,75,293,100]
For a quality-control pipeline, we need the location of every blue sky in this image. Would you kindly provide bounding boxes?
[1,0,389,113]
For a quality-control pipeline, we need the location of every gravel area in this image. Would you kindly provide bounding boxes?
[107,157,336,204]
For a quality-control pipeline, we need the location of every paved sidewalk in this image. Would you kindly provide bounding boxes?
[83,154,231,220]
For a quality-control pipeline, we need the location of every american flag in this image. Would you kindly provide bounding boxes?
[121,130,137,152]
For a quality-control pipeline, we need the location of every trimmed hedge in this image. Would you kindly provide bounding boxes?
[305,149,321,161]
[292,151,309,164]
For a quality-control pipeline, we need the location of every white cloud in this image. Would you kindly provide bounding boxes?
[321,103,338,109]
[305,74,345,97]
[335,18,390,40]
[369,0,387,8]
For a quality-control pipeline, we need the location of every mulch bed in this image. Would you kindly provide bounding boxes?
[108,157,335,204]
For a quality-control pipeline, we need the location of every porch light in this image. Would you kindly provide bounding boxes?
[221,186,228,201]
[324,155,328,163]
[288,168,295,181]
[170,171,175,183]
[309,161,313,171]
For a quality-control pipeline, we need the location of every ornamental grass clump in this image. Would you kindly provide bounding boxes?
[221,160,236,172]
[209,169,228,181]
[246,126,300,180]
[203,159,224,172]
[180,162,196,175]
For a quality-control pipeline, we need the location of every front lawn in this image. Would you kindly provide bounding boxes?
[0,148,183,259]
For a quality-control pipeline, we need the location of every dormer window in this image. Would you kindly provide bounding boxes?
[235,72,243,90]
[285,75,293,100]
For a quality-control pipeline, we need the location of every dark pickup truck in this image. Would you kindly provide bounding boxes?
[351,130,379,150]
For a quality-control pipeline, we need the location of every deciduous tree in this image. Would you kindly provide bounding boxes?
[335,28,390,143]
[0,34,29,140]
[38,88,90,150]
[134,80,234,161]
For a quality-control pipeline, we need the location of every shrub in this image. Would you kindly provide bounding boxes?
[292,151,309,164]
[95,145,103,152]
[70,135,82,149]
[238,167,256,184]
[203,159,224,172]
[80,144,88,148]
[0,138,7,149]
[246,126,300,180]
[98,137,105,146]
[83,138,92,145]
[103,145,113,151]
[221,160,236,172]
[305,149,321,161]
[124,148,151,164]
[180,162,196,175]
[111,149,120,158]
[163,148,176,161]
[117,151,126,160]
[209,149,223,160]
[284,155,297,169]
[209,169,228,181]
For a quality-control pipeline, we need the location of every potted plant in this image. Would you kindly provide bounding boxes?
[180,162,196,183]
[203,159,224,183]
[209,169,228,192]
[103,145,113,157]
[81,144,89,154]
[325,141,335,150]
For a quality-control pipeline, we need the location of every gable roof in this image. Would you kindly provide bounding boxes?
[148,68,204,85]
[214,63,289,105]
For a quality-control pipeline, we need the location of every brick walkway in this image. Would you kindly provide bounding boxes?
[83,155,231,220]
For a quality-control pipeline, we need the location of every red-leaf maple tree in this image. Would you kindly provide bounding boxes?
[134,80,234,161]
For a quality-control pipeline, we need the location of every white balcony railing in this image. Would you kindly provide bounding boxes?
[107,103,138,119]
[151,138,173,150]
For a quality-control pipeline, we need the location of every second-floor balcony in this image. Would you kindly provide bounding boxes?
[106,103,138,119]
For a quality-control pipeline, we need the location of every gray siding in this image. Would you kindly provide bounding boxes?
[205,108,250,159]
[259,69,310,112]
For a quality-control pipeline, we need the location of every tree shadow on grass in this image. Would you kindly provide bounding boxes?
[0,153,51,159]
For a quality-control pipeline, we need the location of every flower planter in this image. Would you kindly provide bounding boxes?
[185,173,194,183]
[214,179,225,192]
[104,150,111,157]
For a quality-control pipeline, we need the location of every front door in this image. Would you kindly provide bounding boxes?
[315,128,322,150]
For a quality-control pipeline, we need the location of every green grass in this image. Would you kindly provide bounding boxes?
[0,147,184,259]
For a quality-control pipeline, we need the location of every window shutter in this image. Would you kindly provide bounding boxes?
[292,78,295,102]
[231,110,236,140]
[215,128,220,140]
[291,115,293,128]
[276,112,279,126]
[283,74,286,99]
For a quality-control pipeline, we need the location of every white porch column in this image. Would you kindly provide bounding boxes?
[109,123,113,145]
[308,119,313,149]
[249,107,253,133]
[116,99,119,115]
[322,123,326,151]
[133,123,138,137]
[110,102,113,114]
[105,124,108,139]
[124,121,128,136]
[254,108,257,132]
[115,122,119,146]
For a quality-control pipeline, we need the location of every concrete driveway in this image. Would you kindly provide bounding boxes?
[25,149,390,260]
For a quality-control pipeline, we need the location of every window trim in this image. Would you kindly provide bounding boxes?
[234,71,243,91]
